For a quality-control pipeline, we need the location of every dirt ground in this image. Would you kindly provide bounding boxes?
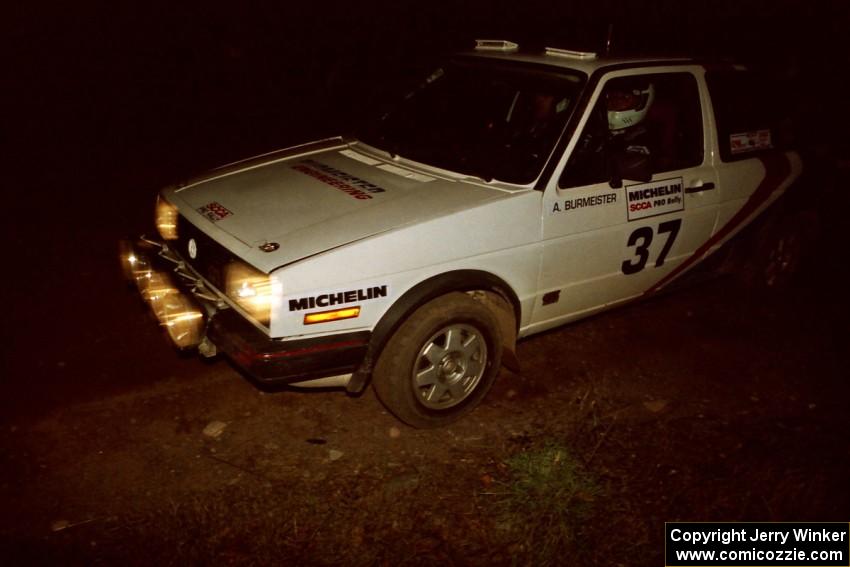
[2,233,848,566]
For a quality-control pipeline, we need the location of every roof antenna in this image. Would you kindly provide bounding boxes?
[605,23,614,55]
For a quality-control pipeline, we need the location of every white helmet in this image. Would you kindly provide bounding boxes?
[607,82,655,131]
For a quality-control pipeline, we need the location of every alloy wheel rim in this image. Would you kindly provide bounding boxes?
[413,323,487,410]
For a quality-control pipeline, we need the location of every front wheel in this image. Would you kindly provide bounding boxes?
[372,292,503,428]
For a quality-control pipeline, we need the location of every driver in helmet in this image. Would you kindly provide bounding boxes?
[605,80,655,156]
[563,78,655,187]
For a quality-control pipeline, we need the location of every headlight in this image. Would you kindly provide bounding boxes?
[155,195,178,240]
[225,262,274,325]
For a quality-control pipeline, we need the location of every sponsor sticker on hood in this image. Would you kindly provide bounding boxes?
[198,201,233,222]
[291,159,387,200]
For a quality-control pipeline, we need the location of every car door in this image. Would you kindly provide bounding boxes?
[529,68,719,333]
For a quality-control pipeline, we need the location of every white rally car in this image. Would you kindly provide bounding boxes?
[122,40,802,427]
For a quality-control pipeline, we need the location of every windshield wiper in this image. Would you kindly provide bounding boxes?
[359,129,400,159]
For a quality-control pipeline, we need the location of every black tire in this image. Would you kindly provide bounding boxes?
[372,292,503,428]
[758,221,805,288]
[742,212,814,289]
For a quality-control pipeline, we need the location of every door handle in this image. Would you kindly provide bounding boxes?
[685,182,715,194]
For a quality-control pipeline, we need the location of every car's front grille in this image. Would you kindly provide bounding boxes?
[174,215,240,292]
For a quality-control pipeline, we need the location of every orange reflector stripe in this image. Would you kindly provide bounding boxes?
[303,306,361,325]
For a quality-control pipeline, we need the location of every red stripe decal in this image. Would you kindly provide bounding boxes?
[258,339,367,361]
[645,152,790,295]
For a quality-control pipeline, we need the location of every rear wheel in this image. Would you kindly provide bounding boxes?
[742,212,814,289]
[759,221,805,288]
[372,292,503,428]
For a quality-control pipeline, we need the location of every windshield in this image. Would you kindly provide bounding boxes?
[358,58,586,184]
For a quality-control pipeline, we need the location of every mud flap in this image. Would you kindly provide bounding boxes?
[470,290,520,373]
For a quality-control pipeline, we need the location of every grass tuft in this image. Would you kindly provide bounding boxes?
[494,442,600,564]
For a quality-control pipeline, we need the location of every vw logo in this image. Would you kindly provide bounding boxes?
[259,242,280,252]
[188,238,198,259]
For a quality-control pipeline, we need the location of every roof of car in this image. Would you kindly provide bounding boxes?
[463,42,693,75]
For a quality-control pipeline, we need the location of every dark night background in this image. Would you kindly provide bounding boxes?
[8,0,850,184]
[2,1,850,564]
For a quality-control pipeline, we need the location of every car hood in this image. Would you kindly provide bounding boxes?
[165,141,512,272]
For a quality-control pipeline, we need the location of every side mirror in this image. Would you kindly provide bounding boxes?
[609,149,652,188]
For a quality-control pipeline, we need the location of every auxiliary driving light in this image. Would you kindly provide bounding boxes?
[143,272,179,321]
[120,239,204,350]
[155,196,179,240]
[160,293,204,349]
[119,240,154,289]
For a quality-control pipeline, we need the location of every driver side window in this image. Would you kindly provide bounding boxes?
[559,72,703,189]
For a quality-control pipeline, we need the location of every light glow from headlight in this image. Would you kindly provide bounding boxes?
[155,196,179,240]
[225,262,274,325]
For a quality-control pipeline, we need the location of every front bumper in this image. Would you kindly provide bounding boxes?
[120,237,369,385]
[207,308,369,383]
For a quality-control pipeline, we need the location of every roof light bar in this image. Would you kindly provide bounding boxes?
[475,39,519,52]
[544,47,598,60]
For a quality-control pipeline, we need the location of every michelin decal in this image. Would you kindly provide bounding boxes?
[626,177,684,221]
[287,285,389,312]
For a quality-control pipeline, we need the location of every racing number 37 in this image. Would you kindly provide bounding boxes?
[621,219,682,275]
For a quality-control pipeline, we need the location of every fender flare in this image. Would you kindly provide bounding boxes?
[346,270,521,393]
